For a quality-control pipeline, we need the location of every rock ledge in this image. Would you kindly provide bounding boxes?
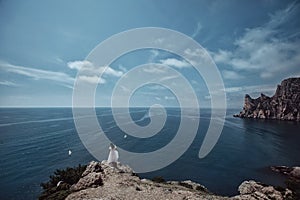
[65,161,297,200]
[66,161,226,200]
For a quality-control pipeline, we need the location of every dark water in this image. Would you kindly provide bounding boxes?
[0,108,299,199]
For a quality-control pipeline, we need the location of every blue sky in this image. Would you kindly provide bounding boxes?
[0,0,300,108]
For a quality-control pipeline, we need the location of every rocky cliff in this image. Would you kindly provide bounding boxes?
[234,77,300,121]
[65,161,227,200]
[61,161,295,200]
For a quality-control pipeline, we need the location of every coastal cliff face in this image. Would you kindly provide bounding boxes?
[64,161,294,200]
[234,77,300,121]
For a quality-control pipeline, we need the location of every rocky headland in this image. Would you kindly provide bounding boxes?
[234,77,300,121]
[40,161,299,200]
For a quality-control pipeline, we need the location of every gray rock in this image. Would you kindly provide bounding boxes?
[290,167,300,179]
[238,180,264,194]
[70,161,105,191]
[166,180,209,193]
[271,165,300,179]
[232,180,292,200]
[82,161,103,177]
[66,161,228,200]
[66,161,297,200]
[70,172,103,191]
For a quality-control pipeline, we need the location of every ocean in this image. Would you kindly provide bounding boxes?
[0,108,299,199]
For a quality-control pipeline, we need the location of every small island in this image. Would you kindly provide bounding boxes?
[234,77,300,121]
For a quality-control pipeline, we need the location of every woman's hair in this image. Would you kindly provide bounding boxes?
[110,143,116,149]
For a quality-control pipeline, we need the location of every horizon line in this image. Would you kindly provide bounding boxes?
[0,106,239,109]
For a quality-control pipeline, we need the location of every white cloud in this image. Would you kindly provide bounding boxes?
[78,75,106,84]
[159,58,190,68]
[67,60,123,84]
[0,60,124,88]
[184,48,207,58]
[68,60,123,77]
[268,1,298,29]
[222,70,244,80]
[224,84,276,95]
[0,80,18,87]
[118,64,127,73]
[223,84,278,108]
[67,60,94,71]
[211,2,300,79]
[183,48,211,66]
[224,86,243,93]
[209,84,276,102]
[148,49,160,63]
[104,67,123,77]
[192,22,202,38]
[0,61,74,88]
[211,50,232,63]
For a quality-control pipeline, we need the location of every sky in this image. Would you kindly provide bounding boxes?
[0,0,300,108]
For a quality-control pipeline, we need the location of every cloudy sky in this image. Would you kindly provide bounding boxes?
[0,0,299,108]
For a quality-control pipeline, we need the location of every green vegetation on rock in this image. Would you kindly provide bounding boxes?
[39,164,87,200]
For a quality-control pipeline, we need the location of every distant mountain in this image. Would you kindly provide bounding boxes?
[234,77,300,121]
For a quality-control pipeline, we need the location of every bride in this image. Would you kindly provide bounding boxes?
[107,143,119,166]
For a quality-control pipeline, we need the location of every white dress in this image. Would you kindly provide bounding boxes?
[107,146,119,163]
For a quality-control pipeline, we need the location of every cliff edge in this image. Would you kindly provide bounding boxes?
[55,161,294,200]
[234,77,300,121]
[65,161,227,200]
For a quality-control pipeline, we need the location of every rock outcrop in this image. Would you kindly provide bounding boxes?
[234,77,300,121]
[231,180,293,200]
[70,161,104,191]
[66,161,228,200]
[271,166,300,179]
[64,161,299,200]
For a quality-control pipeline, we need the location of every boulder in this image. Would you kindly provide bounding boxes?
[290,167,300,179]
[232,180,292,200]
[70,172,103,191]
[70,161,104,191]
[82,161,103,176]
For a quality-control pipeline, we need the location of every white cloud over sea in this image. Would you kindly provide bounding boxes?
[211,2,300,80]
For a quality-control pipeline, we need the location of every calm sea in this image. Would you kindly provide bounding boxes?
[0,108,299,199]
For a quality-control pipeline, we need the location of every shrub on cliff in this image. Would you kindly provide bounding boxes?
[39,164,87,200]
[286,178,300,200]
